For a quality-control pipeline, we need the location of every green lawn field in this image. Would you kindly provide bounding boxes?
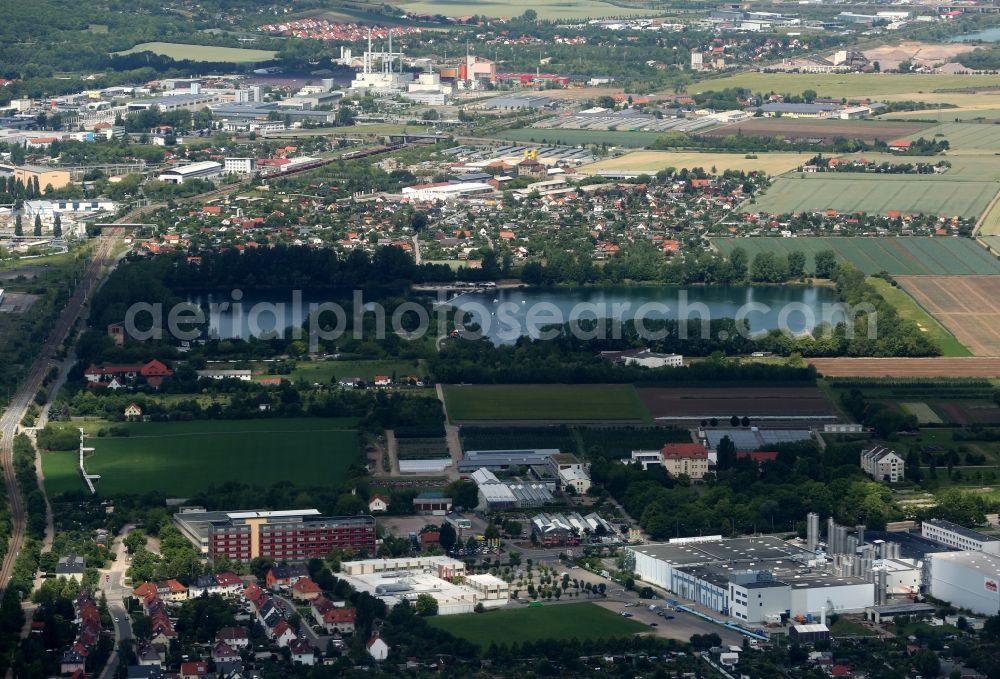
[751,174,997,219]
[41,451,84,497]
[84,418,360,496]
[115,42,277,63]
[259,359,427,385]
[867,278,971,357]
[693,73,1000,99]
[497,127,669,149]
[711,237,1000,275]
[443,384,648,421]
[426,603,648,647]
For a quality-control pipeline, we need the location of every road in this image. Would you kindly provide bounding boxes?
[0,224,123,594]
[98,525,135,679]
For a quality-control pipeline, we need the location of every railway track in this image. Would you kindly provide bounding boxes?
[0,224,123,593]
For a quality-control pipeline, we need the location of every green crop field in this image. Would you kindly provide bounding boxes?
[909,122,1000,151]
[693,73,1000,99]
[883,108,1000,122]
[115,42,278,63]
[832,154,1000,181]
[751,174,997,219]
[443,384,648,421]
[426,603,648,647]
[712,237,1000,275]
[83,418,360,496]
[497,127,668,149]
[41,451,85,497]
[867,278,971,357]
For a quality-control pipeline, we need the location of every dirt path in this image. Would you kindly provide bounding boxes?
[436,384,462,480]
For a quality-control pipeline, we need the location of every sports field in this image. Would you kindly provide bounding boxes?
[83,418,360,496]
[443,384,647,422]
[699,118,930,144]
[579,151,809,176]
[909,122,1000,152]
[497,127,665,148]
[896,276,1000,356]
[426,603,647,647]
[711,237,1000,275]
[115,42,278,63]
[692,73,1000,99]
[394,0,664,19]
[41,451,84,497]
[750,174,997,219]
[867,278,971,357]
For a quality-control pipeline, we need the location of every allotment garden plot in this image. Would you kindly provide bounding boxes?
[896,276,1000,356]
[84,418,361,496]
[750,174,997,219]
[712,237,1000,276]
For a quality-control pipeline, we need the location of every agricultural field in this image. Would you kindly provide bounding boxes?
[824,378,1000,426]
[749,174,997,219]
[442,384,648,422]
[458,425,690,457]
[833,154,1000,181]
[908,122,1000,152]
[810,357,1000,378]
[699,118,930,144]
[115,42,278,63]
[979,200,1000,237]
[896,276,1000,356]
[867,278,971,357]
[496,127,666,149]
[396,437,450,460]
[82,418,361,496]
[711,237,1000,276]
[982,236,1000,253]
[637,386,838,425]
[693,73,1000,99]
[579,151,810,176]
[392,0,665,19]
[426,603,648,648]
[882,107,1000,122]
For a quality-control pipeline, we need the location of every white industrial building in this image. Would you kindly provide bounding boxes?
[921,518,1000,555]
[224,157,257,175]
[928,551,1000,616]
[402,181,493,202]
[628,536,875,624]
[470,467,553,510]
[861,445,905,482]
[339,556,508,615]
[157,161,223,185]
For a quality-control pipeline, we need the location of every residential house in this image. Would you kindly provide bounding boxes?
[291,577,322,601]
[290,638,316,665]
[56,554,86,582]
[212,640,240,664]
[266,564,308,588]
[861,445,905,483]
[368,495,389,513]
[367,632,389,661]
[124,403,143,420]
[312,597,355,635]
[216,626,250,649]
[180,660,209,679]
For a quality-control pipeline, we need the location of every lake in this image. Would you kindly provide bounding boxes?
[448,286,842,345]
[948,27,1000,42]
[177,285,843,345]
